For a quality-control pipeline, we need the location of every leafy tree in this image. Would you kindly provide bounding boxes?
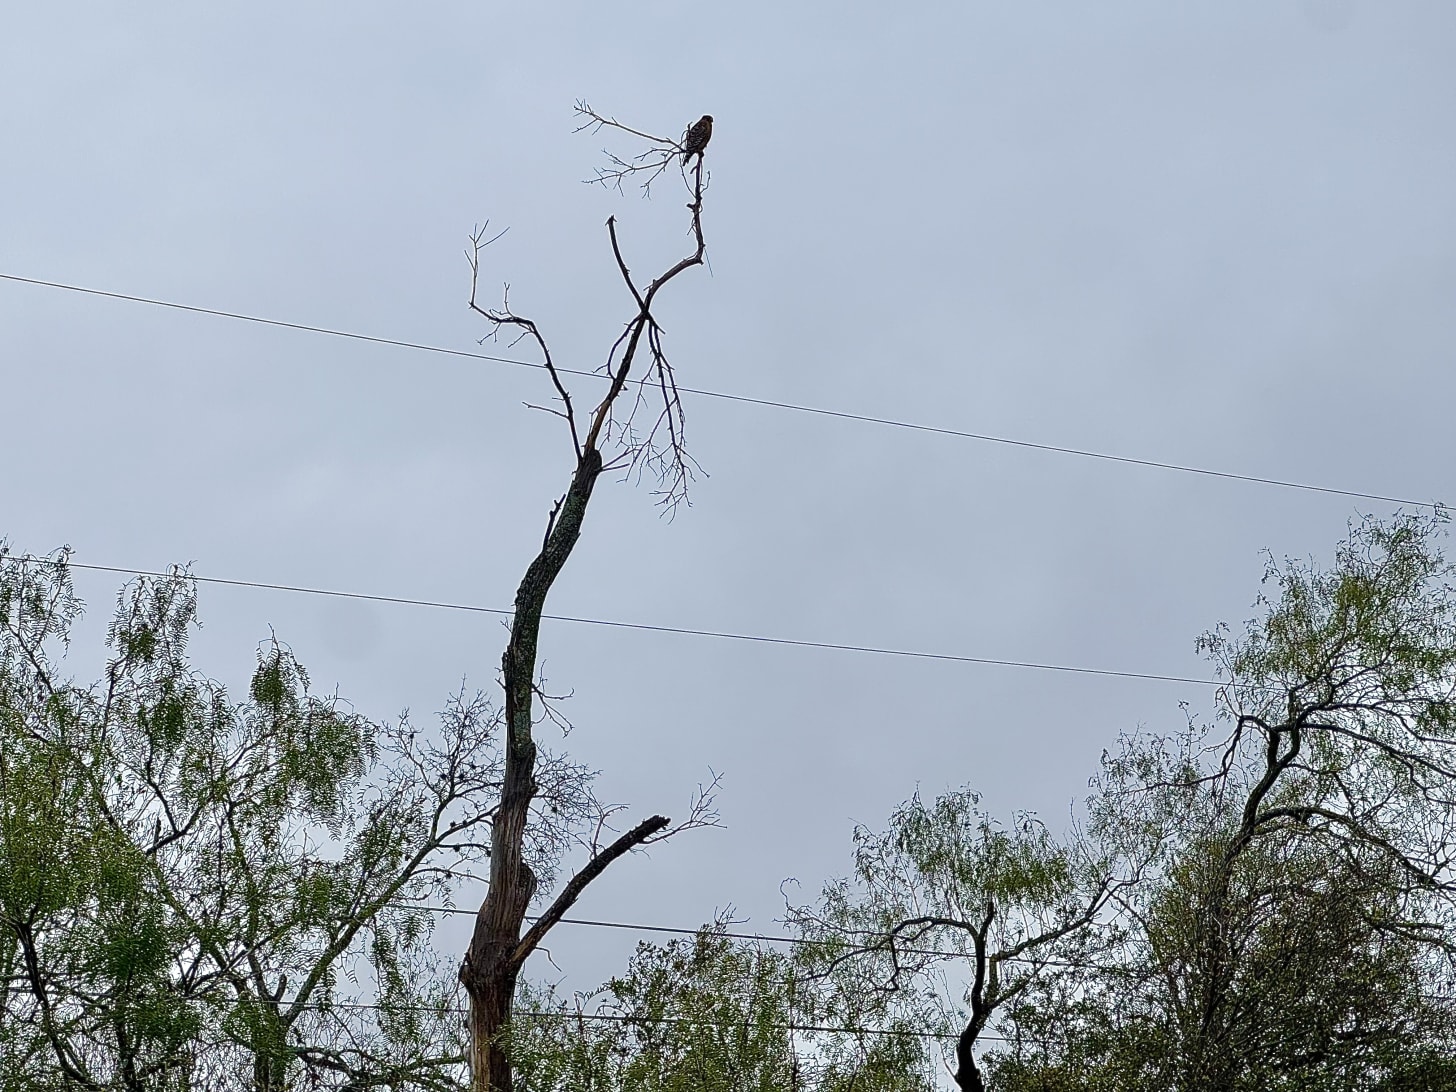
[0,545,593,1089]
[990,771,1456,1091]
[789,789,1119,1092]
[1,690,200,1089]
[513,928,798,1092]
[988,513,1456,1092]
[507,923,938,1092]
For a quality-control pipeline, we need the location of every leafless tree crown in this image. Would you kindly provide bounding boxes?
[467,102,715,513]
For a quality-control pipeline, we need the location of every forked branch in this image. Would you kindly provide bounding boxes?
[467,224,582,457]
[574,100,692,195]
[583,147,709,511]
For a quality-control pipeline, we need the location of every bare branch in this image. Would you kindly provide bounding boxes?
[512,814,671,963]
[467,224,581,457]
[574,100,683,195]
[645,768,725,842]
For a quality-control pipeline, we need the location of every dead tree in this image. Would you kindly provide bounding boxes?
[457,104,719,1092]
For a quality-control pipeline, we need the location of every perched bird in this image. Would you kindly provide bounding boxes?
[681,114,714,163]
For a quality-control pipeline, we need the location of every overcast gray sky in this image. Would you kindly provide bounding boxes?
[3,1,1454,990]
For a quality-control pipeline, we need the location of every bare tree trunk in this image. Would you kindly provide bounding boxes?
[460,450,599,1089]
[457,108,714,1092]
[465,957,523,1092]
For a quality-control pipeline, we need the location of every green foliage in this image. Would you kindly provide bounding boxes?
[7,514,1456,1092]
[508,924,938,1092]
[1374,1049,1456,1092]
[1225,514,1456,708]
[889,792,1077,915]
[813,1028,939,1092]
[511,928,800,1092]
[789,787,1110,1091]
[989,514,1456,1092]
[0,543,562,1089]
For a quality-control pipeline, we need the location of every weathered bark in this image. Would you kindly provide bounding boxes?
[459,125,711,1091]
[460,448,600,1089]
[457,449,675,1090]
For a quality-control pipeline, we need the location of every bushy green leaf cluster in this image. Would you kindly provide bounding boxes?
[507,924,940,1092]
[0,547,554,1090]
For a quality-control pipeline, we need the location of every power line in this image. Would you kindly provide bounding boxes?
[33,557,1236,690]
[297,993,1456,1040]
[363,905,1456,996]
[444,904,968,951]
[413,906,1118,973]
[0,272,536,372]
[302,997,1000,1043]
[1,271,1439,511]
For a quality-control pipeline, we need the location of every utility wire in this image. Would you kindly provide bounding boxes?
[412,905,1120,973]
[300,997,1002,1043]
[4,275,1443,1049]
[300,993,1456,1039]
[0,271,1439,511]
[34,557,1238,690]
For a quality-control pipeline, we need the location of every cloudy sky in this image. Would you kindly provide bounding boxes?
[3,1,1454,990]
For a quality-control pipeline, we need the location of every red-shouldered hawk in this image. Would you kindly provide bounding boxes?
[682,115,713,163]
